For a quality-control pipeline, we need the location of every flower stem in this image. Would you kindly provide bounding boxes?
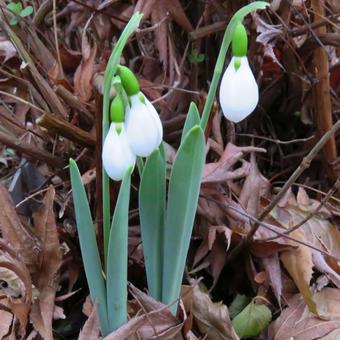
[200,1,269,132]
[102,13,143,263]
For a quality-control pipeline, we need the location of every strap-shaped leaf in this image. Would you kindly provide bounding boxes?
[69,159,109,335]
[139,149,166,300]
[162,125,205,313]
[106,168,132,331]
[181,102,201,143]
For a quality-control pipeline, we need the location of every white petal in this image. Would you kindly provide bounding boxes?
[219,56,259,123]
[102,123,136,181]
[125,94,161,157]
[144,96,163,147]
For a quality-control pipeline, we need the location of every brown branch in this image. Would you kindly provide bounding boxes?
[55,85,94,124]
[311,0,338,179]
[36,113,96,147]
[0,131,62,166]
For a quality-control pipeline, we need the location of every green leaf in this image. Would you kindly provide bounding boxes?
[181,102,201,143]
[232,299,272,338]
[200,1,269,131]
[139,149,166,301]
[69,159,109,336]
[9,17,18,26]
[106,168,131,331]
[102,12,143,262]
[7,2,22,14]
[229,294,251,319]
[20,6,33,18]
[162,125,205,314]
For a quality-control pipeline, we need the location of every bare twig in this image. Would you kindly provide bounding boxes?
[0,131,62,166]
[263,178,339,241]
[237,133,315,145]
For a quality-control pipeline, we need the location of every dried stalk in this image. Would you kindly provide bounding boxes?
[36,113,96,147]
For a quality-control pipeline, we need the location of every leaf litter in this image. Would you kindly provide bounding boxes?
[0,0,339,339]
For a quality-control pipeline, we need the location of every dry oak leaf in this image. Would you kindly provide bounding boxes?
[271,188,340,289]
[269,289,340,340]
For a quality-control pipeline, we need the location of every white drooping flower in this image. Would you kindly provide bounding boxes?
[219,56,259,123]
[125,93,163,157]
[102,123,136,181]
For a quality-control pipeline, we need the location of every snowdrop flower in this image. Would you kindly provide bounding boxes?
[219,22,259,123]
[118,65,163,157]
[125,94,163,157]
[102,95,136,181]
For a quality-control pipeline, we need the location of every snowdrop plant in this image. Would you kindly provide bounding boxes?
[219,21,259,123]
[102,95,136,181]
[118,66,163,157]
[68,2,268,337]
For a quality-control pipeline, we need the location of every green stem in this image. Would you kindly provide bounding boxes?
[200,1,269,132]
[102,13,143,263]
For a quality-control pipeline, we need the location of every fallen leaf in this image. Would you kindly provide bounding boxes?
[182,283,239,340]
[229,294,250,319]
[0,184,41,273]
[262,254,282,305]
[232,298,271,339]
[0,39,17,62]
[30,187,62,340]
[280,228,317,314]
[269,291,340,340]
[104,284,183,339]
[74,33,97,101]
[78,301,100,340]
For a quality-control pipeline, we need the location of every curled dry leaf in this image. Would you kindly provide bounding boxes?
[78,300,100,340]
[253,13,284,68]
[74,33,97,101]
[0,249,33,338]
[181,283,239,340]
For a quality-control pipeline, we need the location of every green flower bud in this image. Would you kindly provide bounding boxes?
[232,21,248,57]
[117,65,140,96]
[110,95,125,123]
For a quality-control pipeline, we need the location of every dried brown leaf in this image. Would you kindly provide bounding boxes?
[280,228,317,314]
[0,185,40,273]
[78,302,100,340]
[30,186,62,340]
[74,33,97,101]
[182,283,239,340]
[104,284,183,339]
[262,254,282,305]
[270,290,340,340]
